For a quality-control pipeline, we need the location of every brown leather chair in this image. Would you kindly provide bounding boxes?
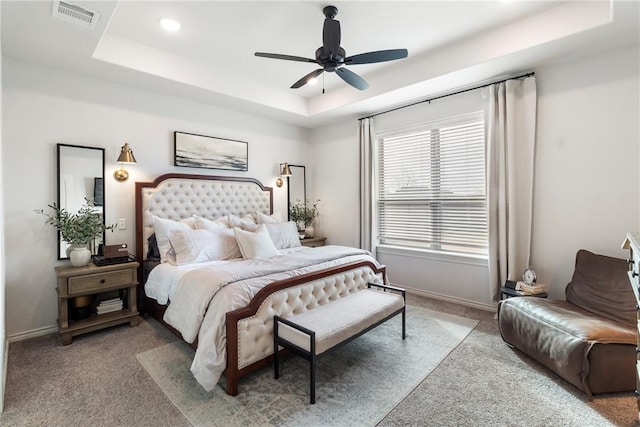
[498,250,636,398]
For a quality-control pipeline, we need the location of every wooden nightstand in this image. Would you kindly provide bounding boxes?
[301,236,326,247]
[54,261,140,345]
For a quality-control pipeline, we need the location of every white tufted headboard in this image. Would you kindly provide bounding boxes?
[135,173,273,261]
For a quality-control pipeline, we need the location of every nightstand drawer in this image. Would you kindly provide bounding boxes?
[68,269,133,294]
[301,237,326,247]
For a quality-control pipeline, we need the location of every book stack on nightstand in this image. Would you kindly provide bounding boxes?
[95,297,123,315]
[516,282,547,295]
[500,280,548,299]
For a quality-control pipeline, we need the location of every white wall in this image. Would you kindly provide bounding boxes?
[312,44,639,308]
[0,3,6,411]
[2,58,310,338]
[531,45,640,295]
[306,119,361,246]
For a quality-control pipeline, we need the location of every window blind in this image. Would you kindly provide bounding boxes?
[376,112,487,255]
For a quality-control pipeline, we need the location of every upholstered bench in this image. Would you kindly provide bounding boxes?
[273,283,406,403]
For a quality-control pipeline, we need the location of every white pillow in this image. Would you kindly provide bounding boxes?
[256,211,283,224]
[193,214,230,230]
[177,216,197,229]
[234,224,280,260]
[152,216,194,263]
[167,228,241,265]
[228,213,259,232]
[265,221,302,249]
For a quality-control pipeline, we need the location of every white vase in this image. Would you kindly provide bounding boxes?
[305,225,315,238]
[66,243,86,258]
[69,246,92,267]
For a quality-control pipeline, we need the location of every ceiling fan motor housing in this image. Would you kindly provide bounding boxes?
[323,5,338,19]
[315,47,345,72]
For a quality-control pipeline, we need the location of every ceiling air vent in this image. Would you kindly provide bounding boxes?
[52,1,100,29]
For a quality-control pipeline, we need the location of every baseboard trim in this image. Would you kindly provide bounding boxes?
[399,285,497,312]
[8,325,57,343]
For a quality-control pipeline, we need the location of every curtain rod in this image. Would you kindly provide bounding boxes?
[359,71,535,121]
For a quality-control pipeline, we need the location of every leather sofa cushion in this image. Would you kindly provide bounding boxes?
[498,297,635,395]
[500,297,635,344]
[587,342,636,394]
[565,249,635,327]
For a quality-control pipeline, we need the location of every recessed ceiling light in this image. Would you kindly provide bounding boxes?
[160,18,181,32]
[308,78,318,85]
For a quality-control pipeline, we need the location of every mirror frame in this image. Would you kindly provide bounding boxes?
[287,164,306,221]
[56,143,106,260]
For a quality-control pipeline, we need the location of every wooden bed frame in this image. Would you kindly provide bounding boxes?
[135,173,386,395]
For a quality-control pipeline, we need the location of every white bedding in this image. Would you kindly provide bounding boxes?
[145,245,378,391]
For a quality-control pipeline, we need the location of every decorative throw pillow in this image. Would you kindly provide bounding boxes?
[265,221,302,249]
[180,216,198,229]
[147,234,161,260]
[167,228,241,265]
[193,214,230,230]
[256,211,283,224]
[234,224,280,260]
[152,215,195,263]
[228,213,259,232]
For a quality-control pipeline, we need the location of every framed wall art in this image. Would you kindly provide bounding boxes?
[174,131,248,172]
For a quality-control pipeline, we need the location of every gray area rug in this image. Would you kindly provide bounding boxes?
[136,306,478,426]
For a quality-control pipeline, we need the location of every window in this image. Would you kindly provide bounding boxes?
[376,112,487,256]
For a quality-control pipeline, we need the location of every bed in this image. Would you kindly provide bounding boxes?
[135,173,387,395]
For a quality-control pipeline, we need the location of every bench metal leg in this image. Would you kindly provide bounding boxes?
[310,334,316,404]
[367,282,407,340]
[274,317,280,379]
[310,355,316,404]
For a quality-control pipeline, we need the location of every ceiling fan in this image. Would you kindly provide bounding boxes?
[255,5,408,91]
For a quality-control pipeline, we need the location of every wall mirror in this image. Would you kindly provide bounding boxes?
[57,143,105,259]
[287,164,306,220]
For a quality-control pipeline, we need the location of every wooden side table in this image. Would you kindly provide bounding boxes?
[301,236,327,247]
[55,261,140,345]
[499,286,547,300]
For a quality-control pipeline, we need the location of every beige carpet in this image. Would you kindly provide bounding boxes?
[137,306,478,427]
[3,295,636,426]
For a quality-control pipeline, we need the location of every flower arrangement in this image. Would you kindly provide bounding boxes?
[36,198,115,245]
[289,199,320,228]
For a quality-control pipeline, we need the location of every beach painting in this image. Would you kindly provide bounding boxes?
[174,131,248,171]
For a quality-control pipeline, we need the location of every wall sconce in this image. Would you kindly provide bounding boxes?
[275,162,292,187]
[113,143,137,182]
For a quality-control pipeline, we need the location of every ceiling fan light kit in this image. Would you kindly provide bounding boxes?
[255,5,408,91]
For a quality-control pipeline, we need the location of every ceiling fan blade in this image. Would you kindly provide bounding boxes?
[322,18,341,58]
[344,49,408,65]
[335,67,369,90]
[291,69,324,89]
[255,52,317,64]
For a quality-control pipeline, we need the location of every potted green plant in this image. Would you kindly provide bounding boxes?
[37,198,115,266]
[289,199,320,237]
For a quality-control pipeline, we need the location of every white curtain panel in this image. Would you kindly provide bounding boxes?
[484,76,538,300]
[359,118,376,252]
